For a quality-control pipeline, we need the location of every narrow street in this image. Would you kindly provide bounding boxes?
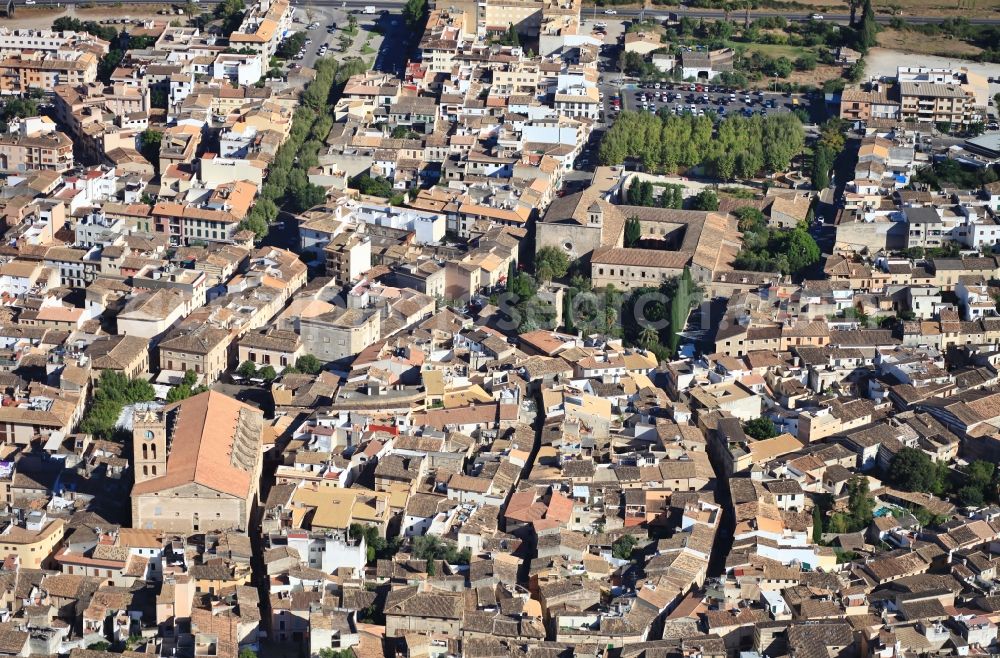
[705,445,736,578]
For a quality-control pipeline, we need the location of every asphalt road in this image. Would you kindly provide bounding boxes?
[15,0,1000,25]
[585,6,1000,25]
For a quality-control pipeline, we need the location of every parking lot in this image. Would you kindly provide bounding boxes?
[610,83,803,120]
[278,7,406,73]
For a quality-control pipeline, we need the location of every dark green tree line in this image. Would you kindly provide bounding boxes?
[599,112,804,180]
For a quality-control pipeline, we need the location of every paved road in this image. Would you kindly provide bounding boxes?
[587,7,1000,25]
[16,0,1000,25]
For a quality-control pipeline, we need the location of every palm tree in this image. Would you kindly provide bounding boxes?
[640,325,660,348]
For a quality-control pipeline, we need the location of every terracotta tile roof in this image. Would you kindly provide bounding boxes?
[131,391,262,499]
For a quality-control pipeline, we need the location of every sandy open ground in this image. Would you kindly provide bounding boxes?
[876,28,985,57]
[865,48,1000,97]
[1,4,181,29]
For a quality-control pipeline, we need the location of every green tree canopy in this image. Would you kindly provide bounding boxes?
[412,534,471,564]
[139,129,162,171]
[691,190,719,211]
[535,247,569,283]
[403,0,427,27]
[78,371,156,439]
[624,217,642,247]
[786,228,821,274]
[887,447,942,493]
[352,174,394,198]
[612,534,638,560]
[858,0,879,51]
[743,417,777,440]
[734,207,766,232]
[295,354,324,375]
[599,111,803,181]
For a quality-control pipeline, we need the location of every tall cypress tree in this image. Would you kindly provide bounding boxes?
[859,0,879,52]
[563,289,575,334]
[667,268,694,357]
[812,505,824,544]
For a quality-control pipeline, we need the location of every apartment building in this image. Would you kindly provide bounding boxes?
[212,53,264,87]
[553,85,600,120]
[52,82,150,163]
[324,232,372,285]
[839,83,901,123]
[151,180,257,246]
[158,125,202,175]
[228,0,293,61]
[899,81,978,126]
[0,117,74,173]
[0,27,109,55]
[158,324,233,381]
[299,307,381,363]
[479,0,580,38]
[0,50,98,93]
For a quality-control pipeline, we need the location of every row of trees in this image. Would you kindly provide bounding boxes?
[238,354,325,380]
[626,180,685,210]
[238,57,369,238]
[598,112,804,182]
[52,16,118,41]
